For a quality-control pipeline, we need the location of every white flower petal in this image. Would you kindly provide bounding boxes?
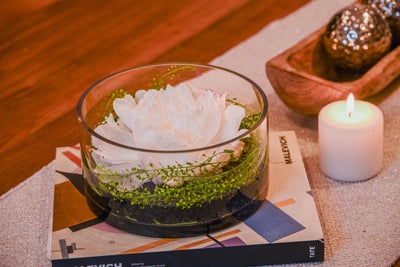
[135,90,147,102]
[133,125,164,149]
[92,82,248,187]
[212,104,245,143]
[92,124,138,164]
[113,94,136,129]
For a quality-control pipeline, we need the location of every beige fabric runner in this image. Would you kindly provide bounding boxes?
[1,0,399,266]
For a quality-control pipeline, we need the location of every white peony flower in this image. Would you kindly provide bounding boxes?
[91,82,246,188]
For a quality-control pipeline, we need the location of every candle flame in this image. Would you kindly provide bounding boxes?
[346,93,355,119]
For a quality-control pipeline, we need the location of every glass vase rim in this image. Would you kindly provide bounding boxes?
[76,62,268,154]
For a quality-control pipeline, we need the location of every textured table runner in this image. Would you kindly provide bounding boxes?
[1,0,400,266]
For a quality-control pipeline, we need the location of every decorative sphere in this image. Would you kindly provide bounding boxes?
[362,0,400,44]
[323,4,392,72]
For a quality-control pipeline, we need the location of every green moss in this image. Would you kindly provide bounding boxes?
[93,134,264,210]
[239,112,262,130]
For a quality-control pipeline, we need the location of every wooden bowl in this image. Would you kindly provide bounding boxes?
[266,26,400,115]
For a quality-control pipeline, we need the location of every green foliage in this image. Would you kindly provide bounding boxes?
[239,112,262,130]
[226,98,262,130]
[151,65,196,90]
[92,135,264,210]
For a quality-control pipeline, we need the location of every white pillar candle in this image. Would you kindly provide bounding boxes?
[318,94,383,182]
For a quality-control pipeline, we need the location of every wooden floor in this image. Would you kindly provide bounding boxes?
[0,0,312,196]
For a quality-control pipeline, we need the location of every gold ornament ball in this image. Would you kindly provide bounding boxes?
[323,4,392,72]
[362,0,400,45]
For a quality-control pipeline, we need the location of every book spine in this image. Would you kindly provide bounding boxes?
[52,239,324,267]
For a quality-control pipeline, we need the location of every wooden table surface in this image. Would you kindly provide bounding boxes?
[0,0,314,196]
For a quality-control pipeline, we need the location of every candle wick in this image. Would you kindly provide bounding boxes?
[346,93,355,120]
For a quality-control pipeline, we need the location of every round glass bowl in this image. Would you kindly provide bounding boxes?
[77,63,269,237]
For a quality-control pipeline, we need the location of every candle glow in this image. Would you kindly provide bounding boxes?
[346,93,355,119]
[325,96,376,127]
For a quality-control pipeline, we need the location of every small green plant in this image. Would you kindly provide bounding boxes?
[97,89,128,124]
[90,88,266,210]
[151,65,196,90]
[92,134,264,209]
[239,112,262,130]
[227,98,262,129]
